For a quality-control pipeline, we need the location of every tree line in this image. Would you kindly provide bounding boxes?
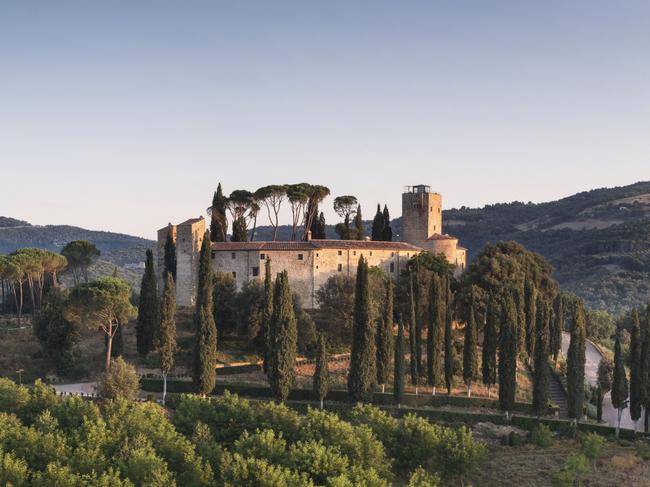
[207,182,393,242]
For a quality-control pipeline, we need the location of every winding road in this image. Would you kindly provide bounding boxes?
[561,332,643,432]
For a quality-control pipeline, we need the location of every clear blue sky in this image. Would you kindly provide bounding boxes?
[1,1,648,238]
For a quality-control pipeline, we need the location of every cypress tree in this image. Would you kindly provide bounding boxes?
[408,274,419,392]
[348,256,376,402]
[394,320,405,407]
[376,277,394,392]
[462,296,478,397]
[136,249,159,356]
[314,212,327,239]
[499,295,518,417]
[158,272,177,405]
[371,204,384,241]
[414,264,424,379]
[567,301,586,422]
[482,294,498,398]
[427,274,444,395]
[550,294,564,364]
[192,233,217,396]
[524,279,537,361]
[629,308,642,424]
[354,204,364,240]
[262,258,273,374]
[532,296,550,416]
[444,276,455,394]
[382,205,393,242]
[640,304,650,433]
[612,329,629,438]
[164,228,177,281]
[231,216,248,242]
[210,183,228,242]
[313,333,330,409]
[268,271,297,402]
[514,283,526,353]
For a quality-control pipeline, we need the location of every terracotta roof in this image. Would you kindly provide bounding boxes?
[427,234,458,241]
[211,239,422,252]
[178,217,204,226]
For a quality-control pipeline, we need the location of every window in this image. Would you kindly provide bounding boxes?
[211,251,216,258]
[338,250,342,256]
[260,253,265,260]
[369,251,373,256]
[232,271,237,278]
[252,267,259,277]
[316,265,319,269]
[231,253,236,259]
[338,264,343,272]
[390,263,395,273]
[391,252,394,257]
[316,253,319,257]
[353,251,356,256]
[298,254,304,260]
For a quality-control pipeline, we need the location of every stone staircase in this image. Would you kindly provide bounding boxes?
[548,370,569,418]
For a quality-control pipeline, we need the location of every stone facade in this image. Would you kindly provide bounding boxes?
[156,185,467,307]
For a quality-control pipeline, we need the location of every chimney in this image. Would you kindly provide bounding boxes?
[306,230,312,241]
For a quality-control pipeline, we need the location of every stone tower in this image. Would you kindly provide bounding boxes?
[401,185,442,248]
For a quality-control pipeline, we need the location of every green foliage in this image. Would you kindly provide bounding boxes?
[550,294,564,362]
[551,452,590,487]
[262,258,273,373]
[268,271,298,402]
[462,295,478,391]
[33,287,79,362]
[193,234,217,396]
[530,424,554,448]
[348,256,376,402]
[597,357,613,394]
[96,357,140,401]
[159,273,177,375]
[532,296,550,416]
[407,467,440,487]
[567,301,586,420]
[313,334,329,404]
[628,308,643,422]
[136,249,159,356]
[394,321,405,406]
[371,204,384,241]
[427,274,444,389]
[315,274,355,346]
[580,432,606,461]
[354,204,364,240]
[408,274,419,388]
[443,277,455,394]
[61,240,100,285]
[212,271,237,335]
[163,227,177,281]
[482,294,498,391]
[376,278,393,387]
[499,296,518,413]
[382,205,393,242]
[210,182,228,243]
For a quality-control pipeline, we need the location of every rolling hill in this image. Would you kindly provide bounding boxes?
[3,180,649,312]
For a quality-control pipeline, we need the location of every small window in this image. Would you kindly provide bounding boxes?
[298,254,304,260]
[369,251,373,256]
[231,253,236,259]
[438,208,441,213]
[316,265,319,269]
[391,252,394,257]
[252,267,259,277]
[337,264,343,272]
[407,253,410,257]
[353,251,356,256]
[338,250,342,256]
[260,253,265,260]
[211,251,216,258]
[316,253,319,257]
[390,263,395,273]
[232,271,237,278]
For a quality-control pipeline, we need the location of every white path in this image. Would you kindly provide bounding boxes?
[561,332,644,432]
[53,382,97,395]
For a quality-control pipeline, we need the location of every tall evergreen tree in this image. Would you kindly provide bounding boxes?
[499,295,518,417]
[394,320,405,407]
[192,233,217,396]
[354,204,364,240]
[514,283,526,353]
[209,183,228,242]
[463,295,478,397]
[408,274,419,392]
[482,294,498,398]
[158,272,177,405]
[163,228,177,281]
[550,293,564,364]
[348,256,376,402]
[444,277,455,394]
[268,271,298,402]
[611,329,629,438]
[313,333,330,409]
[524,279,537,361]
[427,274,444,395]
[371,204,384,241]
[136,249,159,356]
[532,296,550,416]
[640,304,650,433]
[382,205,393,242]
[567,301,586,422]
[313,212,327,239]
[376,278,394,392]
[629,308,642,424]
[231,216,248,242]
[262,258,273,374]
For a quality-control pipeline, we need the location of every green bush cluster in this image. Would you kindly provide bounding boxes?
[0,379,486,486]
[530,424,554,448]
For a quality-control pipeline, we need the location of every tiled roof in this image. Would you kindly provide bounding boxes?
[211,239,423,252]
[178,217,204,226]
[427,234,458,241]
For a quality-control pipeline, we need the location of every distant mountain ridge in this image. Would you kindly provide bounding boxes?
[3,180,649,312]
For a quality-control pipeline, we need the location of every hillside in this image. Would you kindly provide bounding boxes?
[0,220,154,289]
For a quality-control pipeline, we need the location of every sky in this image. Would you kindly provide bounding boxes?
[1,1,649,239]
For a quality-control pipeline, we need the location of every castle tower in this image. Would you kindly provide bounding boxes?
[401,185,442,248]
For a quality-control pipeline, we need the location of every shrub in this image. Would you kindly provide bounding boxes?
[530,424,554,448]
[96,357,139,401]
[221,453,313,487]
[580,432,607,461]
[636,442,650,461]
[287,440,349,485]
[551,452,589,487]
[407,467,440,487]
[233,430,288,466]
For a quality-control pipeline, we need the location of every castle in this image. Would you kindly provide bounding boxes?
[156,185,466,307]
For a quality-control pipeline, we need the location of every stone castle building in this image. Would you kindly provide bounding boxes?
[157,185,466,307]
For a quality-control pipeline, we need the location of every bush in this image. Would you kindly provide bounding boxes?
[221,453,313,487]
[530,424,554,448]
[407,467,440,487]
[96,358,139,401]
[580,432,607,461]
[551,452,589,487]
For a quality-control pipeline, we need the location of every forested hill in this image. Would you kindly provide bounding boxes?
[437,180,650,314]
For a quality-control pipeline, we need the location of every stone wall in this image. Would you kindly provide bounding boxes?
[175,219,205,306]
[401,191,442,248]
